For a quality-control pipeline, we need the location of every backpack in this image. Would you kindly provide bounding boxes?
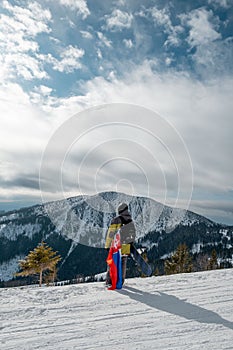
[120,221,136,244]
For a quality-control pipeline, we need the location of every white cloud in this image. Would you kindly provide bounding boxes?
[180,8,233,76]
[80,30,93,39]
[59,0,90,19]
[105,9,133,31]
[97,32,112,47]
[208,0,231,9]
[27,61,231,206]
[34,85,53,96]
[2,1,51,35]
[53,45,85,72]
[97,48,103,59]
[4,52,48,80]
[180,8,221,48]
[49,36,61,44]
[192,38,233,75]
[150,7,171,27]
[165,57,173,66]
[69,62,233,201]
[149,6,183,47]
[39,45,85,73]
[0,83,51,199]
[123,38,133,48]
[0,1,51,82]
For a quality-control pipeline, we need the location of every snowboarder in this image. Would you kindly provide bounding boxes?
[105,203,136,288]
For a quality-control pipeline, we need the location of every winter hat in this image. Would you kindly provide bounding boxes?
[118,202,128,214]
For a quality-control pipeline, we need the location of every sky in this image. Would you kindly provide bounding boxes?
[0,0,233,225]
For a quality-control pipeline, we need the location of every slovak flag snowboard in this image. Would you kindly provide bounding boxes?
[106,231,122,290]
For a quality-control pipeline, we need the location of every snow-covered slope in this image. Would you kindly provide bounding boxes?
[1,269,233,349]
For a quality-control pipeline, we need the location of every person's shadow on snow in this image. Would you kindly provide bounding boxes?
[118,286,233,331]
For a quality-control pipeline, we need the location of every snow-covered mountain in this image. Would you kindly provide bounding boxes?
[0,191,213,244]
[1,269,233,349]
[0,191,232,281]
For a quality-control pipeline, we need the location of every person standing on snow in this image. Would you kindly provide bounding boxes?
[105,203,136,286]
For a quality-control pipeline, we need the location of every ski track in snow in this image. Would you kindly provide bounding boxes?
[1,269,233,349]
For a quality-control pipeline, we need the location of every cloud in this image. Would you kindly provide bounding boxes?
[152,8,183,47]
[180,8,221,48]
[97,48,103,59]
[34,85,53,96]
[39,102,190,214]
[52,45,85,72]
[139,6,183,47]
[0,1,51,82]
[29,85,53,104]
[80,30,93,39]
[2,1,51,35]
[2,52,48,81]
[180,8,233,77]
[37,45,85,73]
[150,6,173,28]
[30,62,231,206]
[0,82,51,172]
[97,32,112,47]
[63,62,233,194]
[0,61,233,223]
[105,9,133,31]
[165,57,173,66]
[208,0,231,9]
[190,200,233,225]
[123,38,133,48]
[59,0,90,19]
[192,38,233,77]
[0,175,40,190]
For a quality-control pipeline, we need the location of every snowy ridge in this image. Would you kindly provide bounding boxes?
[0,222,42,241]
[0,191,214,244]
[1,269,233,349]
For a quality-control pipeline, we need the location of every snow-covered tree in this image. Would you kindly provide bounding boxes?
[16,242,61,287]
[194,253,209,272]
[164,243,193,275]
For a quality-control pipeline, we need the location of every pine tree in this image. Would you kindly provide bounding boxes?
[16,242,61,287]
[207,249,218,270]
[153,267,160,276]
[164,243,193,275]
[141,251,149,278]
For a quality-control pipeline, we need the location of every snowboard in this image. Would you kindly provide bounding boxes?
[130,244,152,276]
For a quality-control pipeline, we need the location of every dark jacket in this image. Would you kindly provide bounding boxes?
[105,208,135,255]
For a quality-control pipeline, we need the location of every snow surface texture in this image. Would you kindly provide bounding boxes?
[1,269,233,350]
